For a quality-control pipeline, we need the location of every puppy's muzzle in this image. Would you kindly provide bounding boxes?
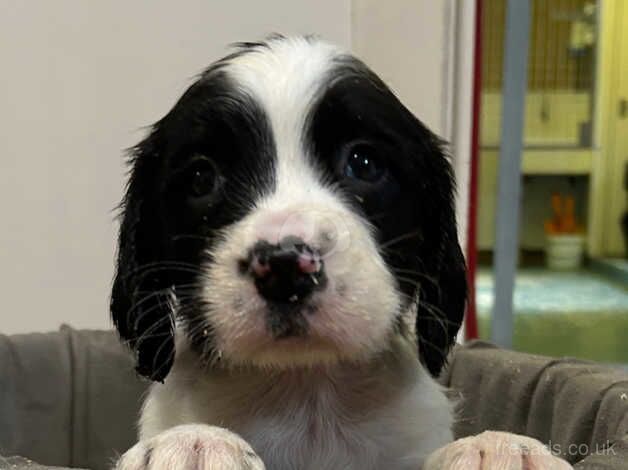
[241,236,327,304]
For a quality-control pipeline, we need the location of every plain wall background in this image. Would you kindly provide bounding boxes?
[352,0,453,136]
[1,1,457,334]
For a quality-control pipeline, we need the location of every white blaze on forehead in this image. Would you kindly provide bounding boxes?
[201,39,401,366]
[223,37,344,206]
[224,37,341,145]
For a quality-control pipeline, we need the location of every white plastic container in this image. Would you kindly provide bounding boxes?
[545,234,585,270]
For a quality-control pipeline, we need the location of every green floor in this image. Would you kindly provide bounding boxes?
[477,268,628,363]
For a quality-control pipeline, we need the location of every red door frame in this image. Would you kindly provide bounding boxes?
[465,0,483,340]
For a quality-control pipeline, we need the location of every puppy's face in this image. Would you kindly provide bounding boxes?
[111,37,466,381]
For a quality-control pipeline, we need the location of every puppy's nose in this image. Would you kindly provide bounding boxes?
[244,236,326,303]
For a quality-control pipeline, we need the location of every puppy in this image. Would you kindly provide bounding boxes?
[111,36,569,470]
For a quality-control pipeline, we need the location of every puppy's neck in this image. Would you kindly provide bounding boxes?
[167,334,425,425]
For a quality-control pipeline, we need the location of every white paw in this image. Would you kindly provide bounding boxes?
[423,431,573,470]
[114,424,265,470]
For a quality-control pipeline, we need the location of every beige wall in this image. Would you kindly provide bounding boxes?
[351,0,452,136]
[1,1,458,334]
[0,1,350,334]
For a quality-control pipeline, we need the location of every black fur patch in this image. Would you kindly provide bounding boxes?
[305,56,467,376]
[111,69,276,381]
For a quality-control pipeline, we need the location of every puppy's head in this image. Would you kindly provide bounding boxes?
[111,36,466,382]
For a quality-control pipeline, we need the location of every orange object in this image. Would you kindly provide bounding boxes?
[545,193,582,235]
[562,196,576,232]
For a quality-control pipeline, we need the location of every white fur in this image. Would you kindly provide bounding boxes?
[203,37,400,368]
[136,336,453,470]
[115,37,455,470]
[423,431,574,469]
[116,424,264,470]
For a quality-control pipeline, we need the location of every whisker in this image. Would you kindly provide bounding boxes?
[391,268,438,284]
[417,301,460,327]
[394,289,459,329]
[149,337,176,380]
[416,335,450,359]
[119,262,207,282]
[122,313,173,346]
[170,230,224,243]
[380,230,422,250]
[127,293,174,333]
[123,288,171,331]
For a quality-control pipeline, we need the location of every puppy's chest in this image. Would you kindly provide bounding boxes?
[193,380,420,470]
[144,350,452,469]
[239,395,375,469]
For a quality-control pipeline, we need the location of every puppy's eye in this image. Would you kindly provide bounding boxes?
[188,159,219,198]
[343,143,387,183]
[190,168,215,197]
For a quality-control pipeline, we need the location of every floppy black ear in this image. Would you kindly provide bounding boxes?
[413,137,468,378]
[415,229,467,377]
[111,132,176,382]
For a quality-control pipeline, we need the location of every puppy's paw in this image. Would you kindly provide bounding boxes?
[113,424,265,470]
[423,431,573,469]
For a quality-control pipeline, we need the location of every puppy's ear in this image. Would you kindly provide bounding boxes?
[111,131,175,382]
[415,227,467,377]
[414,135,468,378]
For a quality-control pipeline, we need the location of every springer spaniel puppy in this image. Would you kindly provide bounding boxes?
[111,36,571,470]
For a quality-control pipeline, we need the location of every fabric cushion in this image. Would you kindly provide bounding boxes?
[0,327,147,470]
[441,340,628,467]
[3,330,628,469]
[0,456,80,470]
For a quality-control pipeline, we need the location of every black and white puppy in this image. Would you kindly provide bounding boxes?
[111,36,566,470]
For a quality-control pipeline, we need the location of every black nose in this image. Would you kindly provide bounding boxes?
[243,236,326,303]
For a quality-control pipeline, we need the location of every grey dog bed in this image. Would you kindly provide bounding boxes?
[1,326,627,469]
